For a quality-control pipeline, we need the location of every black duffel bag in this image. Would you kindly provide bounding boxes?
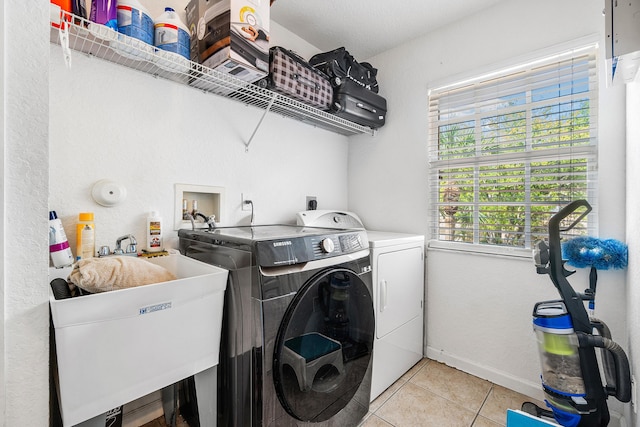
[309,47,379,93]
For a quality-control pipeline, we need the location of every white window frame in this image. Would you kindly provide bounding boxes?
[427,39,599,257]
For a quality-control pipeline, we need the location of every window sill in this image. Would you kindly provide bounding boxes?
[427,240,533,259]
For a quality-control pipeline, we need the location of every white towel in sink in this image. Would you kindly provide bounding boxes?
[69,256,177,293]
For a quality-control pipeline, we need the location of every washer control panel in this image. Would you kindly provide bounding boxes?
[257,230,368,267]
[320,238,335,253]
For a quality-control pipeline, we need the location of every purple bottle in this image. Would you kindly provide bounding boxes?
[90,0,117,30]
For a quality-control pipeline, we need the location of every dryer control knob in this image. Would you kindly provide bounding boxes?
[321,238,335,253]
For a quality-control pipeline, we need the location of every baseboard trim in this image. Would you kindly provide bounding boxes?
[425,346,544,402]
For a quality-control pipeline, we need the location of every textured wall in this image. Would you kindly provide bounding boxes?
[47,12,350,258]
[3,1,51,425]
[48,48,350,255]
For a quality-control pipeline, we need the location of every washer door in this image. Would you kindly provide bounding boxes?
[273,268,374,422]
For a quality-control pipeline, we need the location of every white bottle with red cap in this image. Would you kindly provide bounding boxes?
[154,7,190,60]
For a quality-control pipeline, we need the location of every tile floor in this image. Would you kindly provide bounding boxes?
[144,358,544,427]
[360,358,544,427]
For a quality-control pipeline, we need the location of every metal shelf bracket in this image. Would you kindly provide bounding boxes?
[58,23,72,68]
[245,94,277,152]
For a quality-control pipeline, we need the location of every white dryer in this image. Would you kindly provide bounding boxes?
[296,210,425,401]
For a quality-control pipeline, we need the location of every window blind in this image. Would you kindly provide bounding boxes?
[428,45,598,249]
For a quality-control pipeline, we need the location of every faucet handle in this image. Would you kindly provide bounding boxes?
[115,234,138,255]
[206,214,216,230]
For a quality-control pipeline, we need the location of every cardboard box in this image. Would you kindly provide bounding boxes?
[49,254,228,427]
[185,0,269,83]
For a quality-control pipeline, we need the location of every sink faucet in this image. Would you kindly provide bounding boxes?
[185,212,216,231]
[114,234,137,255]
[195,212,216,231]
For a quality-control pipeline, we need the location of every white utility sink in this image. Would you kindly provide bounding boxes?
[49,254,228,427]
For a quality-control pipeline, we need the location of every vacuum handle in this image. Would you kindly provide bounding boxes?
[592,319,615,386]
[548,199,592,235]
[578,332,632,402]
[604,342,632,402]
[548,199,592,271]
[547,200,593,333]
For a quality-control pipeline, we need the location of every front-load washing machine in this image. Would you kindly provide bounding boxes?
[179,225,375,426]
[297,211,425,401]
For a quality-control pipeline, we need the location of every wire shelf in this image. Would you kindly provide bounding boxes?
[49,12,374,137]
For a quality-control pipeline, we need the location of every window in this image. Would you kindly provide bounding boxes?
[428,44,598,250]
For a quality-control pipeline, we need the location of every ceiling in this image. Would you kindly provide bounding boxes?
[270,0,507,60]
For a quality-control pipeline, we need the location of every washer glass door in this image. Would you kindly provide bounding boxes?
[273,267,374,422]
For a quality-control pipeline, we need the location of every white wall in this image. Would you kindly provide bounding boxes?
[2,1,51,426]
[2,2,351,425]
[625,79,640,426]
[348,0,629,411]
[47,0,343,255]
[0,1,5,423]
[48,24,349,257]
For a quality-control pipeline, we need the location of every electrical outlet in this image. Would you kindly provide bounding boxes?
[242,193,252,211]
[632,375,637,413]
[306,196,317,210]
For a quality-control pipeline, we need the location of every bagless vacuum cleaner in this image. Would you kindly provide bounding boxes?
[523,200,631,426]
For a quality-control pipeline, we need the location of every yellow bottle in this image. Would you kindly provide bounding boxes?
[76,212,95,261]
